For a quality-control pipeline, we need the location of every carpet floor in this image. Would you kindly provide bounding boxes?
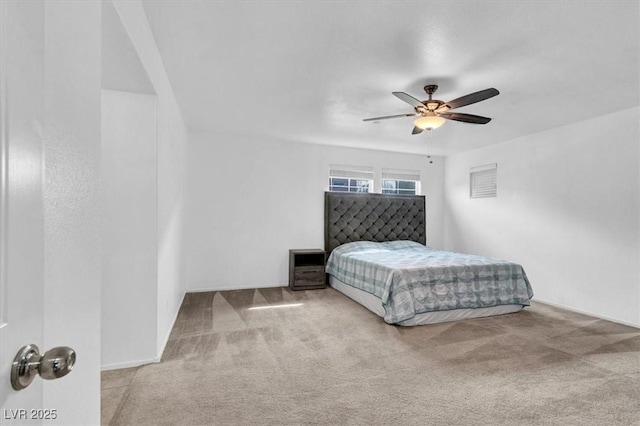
[102,287,640,425]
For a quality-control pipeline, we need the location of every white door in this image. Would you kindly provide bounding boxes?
[0,0,47,420]
[0,1,102,424]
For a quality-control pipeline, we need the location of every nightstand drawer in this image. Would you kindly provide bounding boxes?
[294,267,325,287]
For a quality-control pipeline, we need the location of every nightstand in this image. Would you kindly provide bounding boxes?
[289,249,326,290]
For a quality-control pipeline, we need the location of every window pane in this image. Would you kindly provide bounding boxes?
[330,177,348,187]
[398,180,416,190]
[350,186,368,193]
[349,179,368,192]
[382,180,396,190]
[329,176,371,193]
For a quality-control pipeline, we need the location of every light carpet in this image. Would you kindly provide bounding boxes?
[102,287,640,425]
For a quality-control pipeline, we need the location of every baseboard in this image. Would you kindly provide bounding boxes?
[188,283,287,292]
[101,356,161,372]
[533,297,640,329]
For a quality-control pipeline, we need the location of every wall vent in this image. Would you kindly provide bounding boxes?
[470,163,497,198]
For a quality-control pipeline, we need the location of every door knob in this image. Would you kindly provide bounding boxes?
[11,344,76,390]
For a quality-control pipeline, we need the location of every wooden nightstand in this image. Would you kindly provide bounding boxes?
[289,249,326,290]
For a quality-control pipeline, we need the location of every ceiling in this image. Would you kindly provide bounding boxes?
[141,1,639,156]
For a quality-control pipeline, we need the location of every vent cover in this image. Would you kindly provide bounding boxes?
[470,163,497,198]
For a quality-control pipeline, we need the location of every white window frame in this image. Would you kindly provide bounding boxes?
[328,165,373,193]
[381,168,421,195]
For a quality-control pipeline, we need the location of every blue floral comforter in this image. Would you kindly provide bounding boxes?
[326,240,533,324]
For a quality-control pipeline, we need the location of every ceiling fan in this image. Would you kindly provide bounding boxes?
[363,85,499,135]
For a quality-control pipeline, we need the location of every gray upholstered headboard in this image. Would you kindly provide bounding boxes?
[324,192,426,257]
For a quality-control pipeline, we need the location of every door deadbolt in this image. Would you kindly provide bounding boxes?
[11,344,76,390]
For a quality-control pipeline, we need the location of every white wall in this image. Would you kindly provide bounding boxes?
[42,1,102,424]
[102,1,154,95]
[444,106,640,327]
[111,0,188,361]
[185,133,444,291]
[102,90,158,368]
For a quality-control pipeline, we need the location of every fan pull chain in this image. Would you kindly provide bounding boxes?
[427,130,434,164]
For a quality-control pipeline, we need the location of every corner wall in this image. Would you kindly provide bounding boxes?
[444,107,640,327]
[185,133,444,291]
[106,0,188,366]
[101,90,158,368]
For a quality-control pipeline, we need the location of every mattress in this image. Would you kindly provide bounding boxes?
[325,240,533,325]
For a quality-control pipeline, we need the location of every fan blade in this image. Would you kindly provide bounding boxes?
[363,113,416,122]
[392,92,424,108]
[412,126,424,135]
[439,112,492,124]
[440,88,499,111]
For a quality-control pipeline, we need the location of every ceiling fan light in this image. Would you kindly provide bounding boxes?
[414,115,445,130]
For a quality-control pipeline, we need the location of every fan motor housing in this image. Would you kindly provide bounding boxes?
[421,85,443,111]
[423,84,438,95]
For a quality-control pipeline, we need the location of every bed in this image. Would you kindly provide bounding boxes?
[324,192,533,326]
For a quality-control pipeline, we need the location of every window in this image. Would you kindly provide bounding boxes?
[329,165,373,193]
[381,169,420,195]
[470,163,497,198]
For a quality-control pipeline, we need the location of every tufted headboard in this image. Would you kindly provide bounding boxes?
[324,192,426,257]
